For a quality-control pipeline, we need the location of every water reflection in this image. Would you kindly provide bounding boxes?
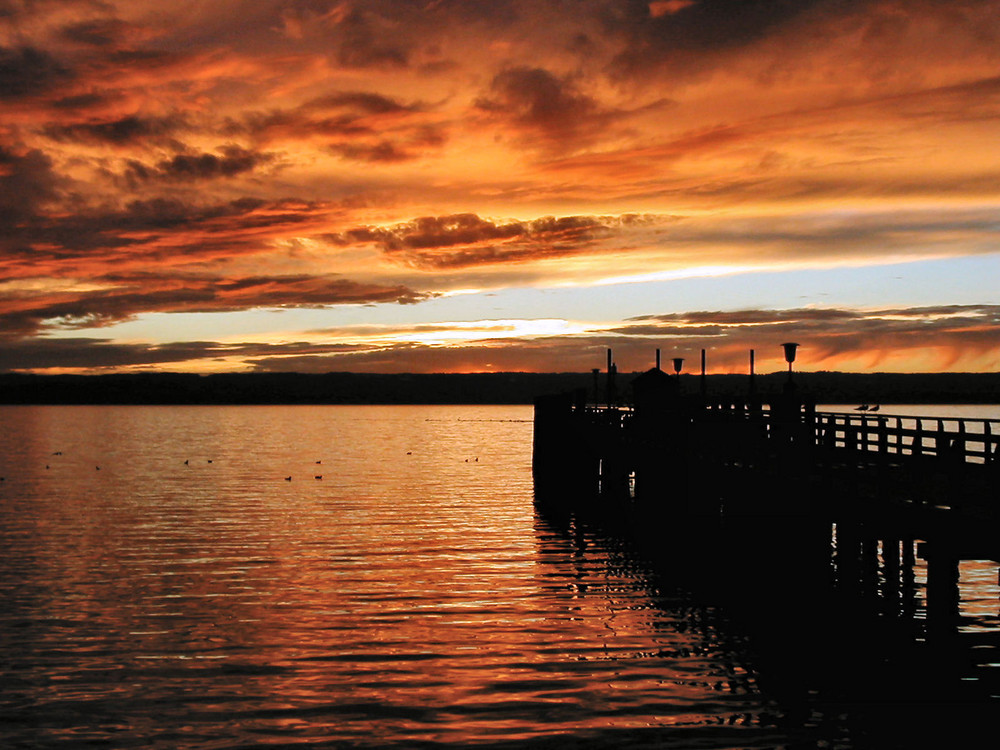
[0,405,793,748]
[3,404,999,748]
[540,504,1000,750]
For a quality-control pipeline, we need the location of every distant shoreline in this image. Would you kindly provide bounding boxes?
[0,371,997,405]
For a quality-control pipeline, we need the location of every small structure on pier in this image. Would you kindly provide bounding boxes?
[630,353,678,422]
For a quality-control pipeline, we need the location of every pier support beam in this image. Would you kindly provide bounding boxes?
[923,541,960,639]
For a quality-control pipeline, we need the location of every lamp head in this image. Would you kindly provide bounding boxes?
[781,342,799,365]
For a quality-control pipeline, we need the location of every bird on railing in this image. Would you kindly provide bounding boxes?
[855,404,869,411]
[869,404,880,412]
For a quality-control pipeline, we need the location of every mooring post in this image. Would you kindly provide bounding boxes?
[935,419,947,460]
[859,534,880,600]
[834,521,861,595]
[882,538,901,615]
[606,348,617,408]
[902,537,917,619]
[700,348,706,402]
[925,540,960,640]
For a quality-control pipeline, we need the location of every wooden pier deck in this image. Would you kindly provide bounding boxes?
[532,382,1000,715]
[533,392,1000,526]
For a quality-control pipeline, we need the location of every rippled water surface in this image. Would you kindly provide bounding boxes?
[0,405,806,749]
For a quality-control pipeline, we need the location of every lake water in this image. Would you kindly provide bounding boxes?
[1,404,998,748]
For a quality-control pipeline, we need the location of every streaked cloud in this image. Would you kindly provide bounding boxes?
[5,305,998,375]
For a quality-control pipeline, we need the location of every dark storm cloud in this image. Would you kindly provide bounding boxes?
[0,45,72,99]
[328,141,412,163]
[303,91,413,115]
[0,145,62,223]
[233,90,445,159]
[0,337,224,371]
[339,213,617,269]
[273,0,521,69]
[606,0,1000,80]
[0,335,379,372]
[603,0,844,76]
[0,195,329,281]
[0,0,106,20]
[50,91,118,110]
[0,270,428,341]
[71,273,425,319]
[475,67,615,146]
[646,0,822,50]
[60,18,133,47]
[330,5,410,68]
[124,146,278,183]
[44,113,189,145]
[101,196,273,234]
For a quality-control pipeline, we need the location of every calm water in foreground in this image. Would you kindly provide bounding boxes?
[1,404,998,748]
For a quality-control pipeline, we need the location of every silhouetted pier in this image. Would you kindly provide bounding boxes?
[533,348,1000,722]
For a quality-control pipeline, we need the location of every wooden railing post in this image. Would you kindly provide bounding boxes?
[912,419,923,457]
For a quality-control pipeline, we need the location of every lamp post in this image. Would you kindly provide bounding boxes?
[782,342,798,384]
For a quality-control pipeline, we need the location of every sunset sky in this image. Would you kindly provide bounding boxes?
[2,0,999,375]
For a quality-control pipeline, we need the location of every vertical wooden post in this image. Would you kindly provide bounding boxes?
[882,538,901,615]
[902,537,917,620]
[835,521,861,595]
[700,348,706,401]
[913,418,923,457]
[925,542,960,640]
[859,534,880,600]
[606,349,617,408]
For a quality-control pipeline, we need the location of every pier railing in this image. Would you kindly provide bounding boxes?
[807,411,1000,466]
[577,403,1000,466]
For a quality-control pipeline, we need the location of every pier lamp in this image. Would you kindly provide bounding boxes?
[781,342,799,382]
[672,357,684,377]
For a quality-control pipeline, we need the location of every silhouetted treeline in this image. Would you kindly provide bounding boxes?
[0,372,593,405]
[0,370,998,405]
[693,371,1000,406]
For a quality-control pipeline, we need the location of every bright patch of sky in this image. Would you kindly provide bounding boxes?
[76,254,1000,345]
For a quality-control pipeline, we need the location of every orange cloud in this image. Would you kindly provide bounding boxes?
[649,2,696,19]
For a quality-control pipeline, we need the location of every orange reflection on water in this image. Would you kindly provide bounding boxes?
[0,405,788,747]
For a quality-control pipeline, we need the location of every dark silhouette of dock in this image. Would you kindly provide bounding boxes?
[533,347,1000,743]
